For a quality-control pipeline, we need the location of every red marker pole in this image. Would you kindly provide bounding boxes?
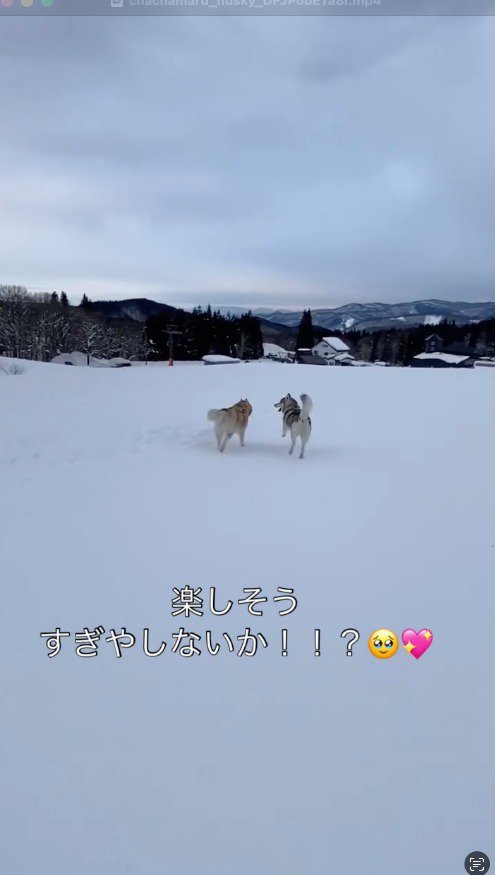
[165,327,181,368]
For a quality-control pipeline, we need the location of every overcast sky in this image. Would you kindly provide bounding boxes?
[1,15,494,309]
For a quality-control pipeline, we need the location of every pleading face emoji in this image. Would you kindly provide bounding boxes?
[368,629,398,659]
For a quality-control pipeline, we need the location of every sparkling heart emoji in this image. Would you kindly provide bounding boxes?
[402,628,433,659]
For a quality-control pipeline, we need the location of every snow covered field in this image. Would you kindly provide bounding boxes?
[1,359,494,874]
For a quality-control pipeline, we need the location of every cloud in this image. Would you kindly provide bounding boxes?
[0,16,494,307]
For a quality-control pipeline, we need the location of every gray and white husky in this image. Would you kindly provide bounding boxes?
[274,393,313,459]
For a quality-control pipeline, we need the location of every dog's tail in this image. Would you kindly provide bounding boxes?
[300,394,313,421]
[207,409,220,422]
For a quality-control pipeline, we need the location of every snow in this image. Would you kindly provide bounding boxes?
[1,358,494,874]
[51,351,131,368]
[263,342,291,358]
[414,352,470,364]
[424,314,442,326]
[52,351,108,366]
[107,356,132,367]
[333,352,355,362]
[321,336,350,351]
[202,354,240,364]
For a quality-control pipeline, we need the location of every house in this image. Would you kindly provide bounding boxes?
[424,334,477,357]
[296,349,327,365]
[313,336,350,358]
[411,352,474,369]
[312,337,355,365]
[424,334,444,353]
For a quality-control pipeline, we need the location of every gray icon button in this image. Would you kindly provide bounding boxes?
[465,852,490,874]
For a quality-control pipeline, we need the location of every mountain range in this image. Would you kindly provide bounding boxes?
[87,297,495,337]
[217,299,495,333]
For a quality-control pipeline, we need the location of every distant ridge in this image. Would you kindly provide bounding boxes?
[218,299,495,333]
[88,298,177,323]
[87,297,495,334]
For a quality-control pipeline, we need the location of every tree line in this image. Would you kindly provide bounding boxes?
[346,318,495,364]
[0,286,150,364]
[0,286,264,364]
[4,286,492,368]
[146,305,263,361]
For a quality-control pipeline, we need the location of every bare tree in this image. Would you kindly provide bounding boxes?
[75,315,106,365]
[1,284,147,365]
[50,307,76,358]
[0,285,31,358]
[132,330,152,364]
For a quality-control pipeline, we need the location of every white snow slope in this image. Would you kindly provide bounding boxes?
[1,359,494,874]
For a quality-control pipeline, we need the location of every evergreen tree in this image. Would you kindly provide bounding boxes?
[146,307,264,361]
[50,292,59,305]
[60,292,69,307]
[237,312,264,359]
[296,309,314,350]
[80,294,92,310]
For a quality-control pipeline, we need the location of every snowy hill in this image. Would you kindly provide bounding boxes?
[89,297,177,323]
[1,357,494,875]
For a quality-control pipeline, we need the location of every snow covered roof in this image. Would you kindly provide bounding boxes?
[414,352,470,364]
[51,352,132,368]
[263,343,290,358]
[51,352,110,367]
[202,354,240,364]
[320,337,350,352]
[333,352,355,362]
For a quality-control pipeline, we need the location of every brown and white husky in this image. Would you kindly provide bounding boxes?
[207,399,253,453]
